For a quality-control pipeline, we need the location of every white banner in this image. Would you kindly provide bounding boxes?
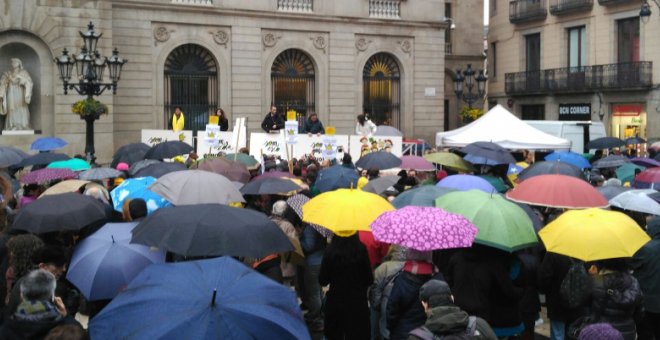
[141,129,194,147]
[348,135,403,161]
[249,133,350,162]
[284,121,299,145]
[196,131,240,157]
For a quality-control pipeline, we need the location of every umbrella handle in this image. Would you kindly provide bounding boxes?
[211,288,217,307]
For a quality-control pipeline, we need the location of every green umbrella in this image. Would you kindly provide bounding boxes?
[423,152,474,172]
[615,163,645,183]
[478,175,509,193]
[435,190,538,252]
[47,158,91,171]
[224,153,259,169]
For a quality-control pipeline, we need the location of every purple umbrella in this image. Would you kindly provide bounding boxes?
[370,206,478,251]
[631,157,660,168]
[436,174,497,193]
[20,168,77,184]
[400,156,435,171]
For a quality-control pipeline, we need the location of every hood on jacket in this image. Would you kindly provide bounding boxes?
[597,272,643,309]
[647,217,660,239]
[424,306,470,335]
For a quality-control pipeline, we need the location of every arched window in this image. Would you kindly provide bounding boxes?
[271,49,316,122]
[164,44,218,133]
[363,53,401,127]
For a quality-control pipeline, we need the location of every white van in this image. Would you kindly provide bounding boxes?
[525,121,607,154]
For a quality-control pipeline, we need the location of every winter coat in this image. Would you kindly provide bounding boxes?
[407,306,498,340]
[261,112,284,132]
[302,119,325,134]
[386,271,432,340]
[589,271,644,340]
[356,120,377,136]
[631,217,660,313]
[299,224,326,266]
[0,300,80,340]
[370,259,406,339]
[271,216,297,278]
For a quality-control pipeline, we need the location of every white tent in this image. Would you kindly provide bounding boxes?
[436,105,572,150]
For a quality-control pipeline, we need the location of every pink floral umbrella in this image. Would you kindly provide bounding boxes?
[370,206,478,251]
[20,168,77,185]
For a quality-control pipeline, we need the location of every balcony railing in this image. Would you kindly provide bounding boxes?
[505,62,653,95]
[369,0,401,19]
[510,0,547,24]
[277,0,313,13]
[171,0,213,5]
[445,42,452,54]
[598,0,634,5]
[550,0,593,15]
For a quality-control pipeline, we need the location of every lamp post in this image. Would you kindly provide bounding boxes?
[54,22,127,164]
[452,64,487,109]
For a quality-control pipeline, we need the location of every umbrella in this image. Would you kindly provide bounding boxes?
[240,177,302,196]
[315,165,359,193]
[507,163,524,175]
[371,206,477,251]
[624,136,646,145]
[224,153,260,169]
[111,143,150,168]
[131,204,293,257]
[597,185,631,200]
[78,167,124,181]
[650,192,660,204]
[0,146,28,167]
[538,208,651,262]
[144,141,193,160]
[150,170,244,205]
[356,151,402,170]
[374,125,403,137]
[615,163,646,183]
[67,222,166,301]
[20,168,77,184]
[110,177,171,215]
[89,257,309,340]
[39,179,90,197]
[253,171,296,181]
[423,152,474,172]
[436,190,538,252]
[436,174,496,193]
[391,185,456,208]
[47,158,91,171]
[633,167,660,189]
[506,174,609,209]
[477,175,509,193]
[302,188,395,236]
[285,194,333,238]
[461,141,515,165]
[517,161,586,181]
[16,152,70,168]
[128,159,161,176]
[132,162,187,178]
[593,155,631,169]
[362,175,400,195]
[544,151,592,169]
[512,201,543,232]
[196,158,251,184]
[609,189,660,215]
[30,137,68,151]
[399,156,435,171]
[12,192,107,234]
[631,157,660,168]
[586,137,625,150]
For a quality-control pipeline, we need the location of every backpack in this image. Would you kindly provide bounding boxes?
[559,259,592,309]
[409,316,478,340]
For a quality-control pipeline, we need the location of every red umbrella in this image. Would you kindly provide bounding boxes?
[633,167,660,190]
[400,156,435,171]
[20,168,77,185]
[506,174,608,209]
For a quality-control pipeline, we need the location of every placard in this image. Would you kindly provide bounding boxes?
[249,132,350,162]
[197,131,239,157]
[141,129,194,147]
[349,135,403,161]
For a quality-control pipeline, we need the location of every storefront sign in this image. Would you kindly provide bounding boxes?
[558,104,591,121]
[612,104,644,117]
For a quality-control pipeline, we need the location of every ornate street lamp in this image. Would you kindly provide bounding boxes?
[453,64,487,109]
[54,22,127,163]
[640,0,660,24]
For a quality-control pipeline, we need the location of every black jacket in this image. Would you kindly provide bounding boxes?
[261,113,284,132]
[407,306,497,340]
[386,271,432,340]
[631,217,660,313]
[302,119,325,134]
[0,305,80,340]
[589,271,644,340]
[538,252,584,322]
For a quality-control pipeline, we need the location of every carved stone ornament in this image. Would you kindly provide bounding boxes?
[355,37,372,53]
[262,33,281,50]
[153,26,172,46]
[210,30,229,48]
[398,40,412,55]
[310,35,327,53]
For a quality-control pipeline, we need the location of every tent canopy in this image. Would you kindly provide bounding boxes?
[436,105,572,150]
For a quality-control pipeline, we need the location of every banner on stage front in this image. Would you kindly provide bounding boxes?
[249,132,349,161]
[141,129,194,147]
[348,135,403,160]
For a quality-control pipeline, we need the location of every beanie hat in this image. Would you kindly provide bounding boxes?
[116,162,129,171]
[578,323,623,340]
[419,279,453,307]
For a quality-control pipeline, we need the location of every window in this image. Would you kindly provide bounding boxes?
[568,26,586,69]
[490,42,497,78]
[363,53,401,127]
[271,49,316,121]
[521,104,545,120]
[617,17,640,63]
[445,3,452,48]
[525,33,541,71]
[490,0,497,17]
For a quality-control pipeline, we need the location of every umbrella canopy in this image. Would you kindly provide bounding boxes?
[436,174,497,193]
[196,158,251,184]
[517,161,585,182]
[111,143,150,168]
[633,167,660,189]
[144,141,193,160]
[391,185,456,208]
[89,257,309,340]
[506,174,609,209]
[253,171,296,181]
[132,162,187,179]
[285,194,333,238]
[544,151,592,169]
[355,151,402,170]
[128,159,161,176]
[374,125,403,137]
[362,175,400,195]
[78,167,123,181]
[477,175,509,193]
[110,177,171,215]
[67,222,165,301]
[399,156,435,171]
[631,157,660,168]
[224,153,260,169]
[650,192,660,204]
[609,189,660,215]
[47,158,91,171]
[593,155,631,169]
[131,204,293,257]
[436,190,538,252]
[12,193,107,234]
[150,170,244,206]
[30,137,68,151]
[371,206,478,251]
[597,185,631,201]
[39,179,90,197]
[615,163,646,183]
[20,168,77,185]
[586,137,625,150]
[539,208,650,262]
[302,188,395,236]
[16,152,70,168]
[511,201,543,232]
[315,165,359,193]
[423,152,474,172]
[461,141,515,165]
[240,177,302,196]
[0,146,28,167]
[624,136,646,145]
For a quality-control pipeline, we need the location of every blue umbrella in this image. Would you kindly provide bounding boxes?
[436,174,497,193]
[110,177,171,215]
[545,151,592,169]
[89,257,310,340]
[315,165,359,192]
[30,137,68,151]
[67,222,165,301]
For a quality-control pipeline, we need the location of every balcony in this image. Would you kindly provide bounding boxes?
[505,62,653,95]
[277,0,313,13]
[510,0,548,24]
[550,0,593,15]
[598,0,635,5]
[369,0,401,19]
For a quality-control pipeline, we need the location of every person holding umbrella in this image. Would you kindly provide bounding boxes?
[631,218,660,340]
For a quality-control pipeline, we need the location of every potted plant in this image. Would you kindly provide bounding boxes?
[459,106,485,124]
[71,98,108,119]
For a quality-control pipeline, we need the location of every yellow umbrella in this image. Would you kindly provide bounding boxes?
[508,161,529,187]
[539,208,650,262]
[302,188,395,236]
[423,152,474,172]
[39,179,91,197]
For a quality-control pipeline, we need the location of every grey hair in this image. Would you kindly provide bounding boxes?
[271,200,288,217]
[20,269,56,302]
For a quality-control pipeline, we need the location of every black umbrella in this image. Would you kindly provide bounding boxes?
[0,147,29,168]
[624,136,646,145]
[131,204,294,258]
[12,193,108,234]
[17,153,70,168]
[362,175,401,194]
[649,191,660,204]
[461,142,515,165]
[128,159,161,176]
[593,155,631,169]
[510,201,543,232]
[517,161,585,181]
[132,162,187,179]
[586,137,625,150]
[355,151,402,170]
[144,141,193,160]
[240,177,302,195]
[111,143,151,168]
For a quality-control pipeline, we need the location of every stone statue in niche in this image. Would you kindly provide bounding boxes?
[0,58,33,131]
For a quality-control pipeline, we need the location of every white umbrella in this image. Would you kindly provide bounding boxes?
[609,189,660,215]
[149,170,245,205]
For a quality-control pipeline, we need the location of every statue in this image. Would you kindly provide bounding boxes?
[0,58,33,131]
